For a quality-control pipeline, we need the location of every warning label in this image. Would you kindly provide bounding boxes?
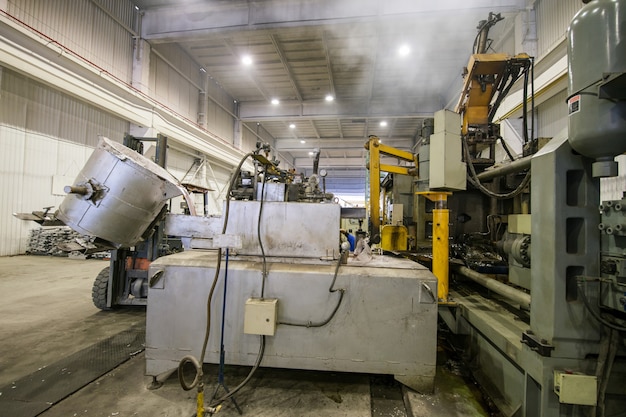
[568,94,581,115]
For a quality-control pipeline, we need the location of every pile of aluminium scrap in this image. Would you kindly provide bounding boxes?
[26,227,109,258]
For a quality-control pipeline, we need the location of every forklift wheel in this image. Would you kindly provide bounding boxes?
[92,266,112,310]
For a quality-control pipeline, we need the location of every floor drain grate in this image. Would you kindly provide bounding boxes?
[0,322,145,417]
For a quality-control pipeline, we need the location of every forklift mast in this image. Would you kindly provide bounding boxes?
[93,133,179,310]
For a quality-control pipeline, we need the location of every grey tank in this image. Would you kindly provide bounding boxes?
[567,0,626,176]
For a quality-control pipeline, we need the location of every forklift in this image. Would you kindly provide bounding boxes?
[91,133,182,310]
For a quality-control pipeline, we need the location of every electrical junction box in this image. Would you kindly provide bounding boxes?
[428,109,465,191]
[508,214,531,235]
[429,131,466,191]
[244,298,278,336]
[553,370,597,406]
[434,109,461,134]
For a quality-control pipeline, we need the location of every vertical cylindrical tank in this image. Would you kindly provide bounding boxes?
[567,0,626,177]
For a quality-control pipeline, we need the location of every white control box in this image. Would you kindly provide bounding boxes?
[244,298,278,336]
[553,370,597,406]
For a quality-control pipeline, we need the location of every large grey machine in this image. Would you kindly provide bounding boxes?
[439,1,626,416]
[58,137,439,410]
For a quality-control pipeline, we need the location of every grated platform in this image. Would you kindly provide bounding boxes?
[0,322,145,417]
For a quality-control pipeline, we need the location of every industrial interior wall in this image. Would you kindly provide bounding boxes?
[536,89,567,140]
[0,68,128,256]
[6,1,241,154]
[149,44,202,130]
[241,124,261,153]
[490,15,516,56]
[535,0,582,59]
[147,38,239,148]
[159,146,233,216]
[204,75,238,145]
[6,0,137,83]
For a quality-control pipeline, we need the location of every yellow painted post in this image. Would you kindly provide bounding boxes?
[432,206,449,301]
[366,136,381,242]
[417,192,451,302]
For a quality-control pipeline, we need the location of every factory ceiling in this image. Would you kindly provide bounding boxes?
[134,0,525,199]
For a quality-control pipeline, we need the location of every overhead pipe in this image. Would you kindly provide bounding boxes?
[475,155,532,181]
[453,265,531,310]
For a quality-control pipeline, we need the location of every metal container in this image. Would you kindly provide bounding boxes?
[567,0,626,177]
[58,137,183,248]
[146,250,438,392]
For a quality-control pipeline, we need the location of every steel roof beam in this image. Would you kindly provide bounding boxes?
[239,98,437,120]
[141,0,526,43]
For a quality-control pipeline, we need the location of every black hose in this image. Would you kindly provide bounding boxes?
[279,250,347,328]
[257,172,268,297]
[464,58,532,199]
[463,135,531,199]
[530,57,535,145]
[577,279,626,332]
[522,65,529,144]
[498,135,517,162]
[208,335,266,407]
[596,329,619,417]
[207,159,280,407]
[178,152,255,392]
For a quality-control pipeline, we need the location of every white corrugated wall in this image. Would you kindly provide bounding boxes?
[7,0,137,83]
[0,66,238,255]
[536,89,568,139]
[149,43,238,145]
[150,44,202,125]
[205,80,237,144]
[0,68,128,256]
[535,0,582,59]
[0,1,249,256]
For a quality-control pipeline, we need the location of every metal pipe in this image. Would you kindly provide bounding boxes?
[453,265,531,309]
[476,155,532,181]
[64,185,88,195]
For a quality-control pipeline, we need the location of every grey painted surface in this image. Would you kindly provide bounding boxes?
[146,250,438,392]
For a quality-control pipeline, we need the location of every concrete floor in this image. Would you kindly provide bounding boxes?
[0,255,496,417]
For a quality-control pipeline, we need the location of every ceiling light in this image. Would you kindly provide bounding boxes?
[380,121,388,127]
[271,98,280,105]
[199,67,206,73]
[241,55,253,66]
[290,123,296,129]
[308,151,314,156]
[300,140,306,144]
[134,5,139,10]
[398,44,410,57]
[325,94,334,102]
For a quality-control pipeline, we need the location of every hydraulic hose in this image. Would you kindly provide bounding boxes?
[279,250,347,327]
[464,135,531,200]
[577,278,626,332]
[208,335,266,407]
[177,152,254,392]
[464,59,534,200]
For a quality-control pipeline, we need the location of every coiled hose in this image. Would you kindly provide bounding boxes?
[177,152,265,408]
